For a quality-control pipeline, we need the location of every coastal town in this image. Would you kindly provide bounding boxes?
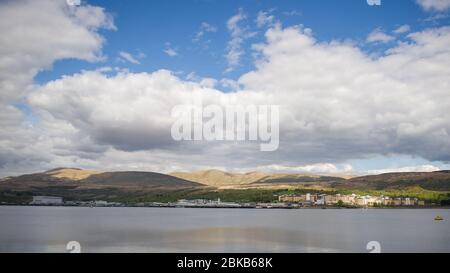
[23,193,428,209]
[278,193,425,207]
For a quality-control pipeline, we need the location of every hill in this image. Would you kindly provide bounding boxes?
[170,169,345,188]
[80,171,202,190]
[0,168,204,192]
[170,170,269,187]
[338,170,450,191]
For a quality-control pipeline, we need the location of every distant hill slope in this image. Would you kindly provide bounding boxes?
[170,169,345,187]
[44,168,100,180]
[81,171,202,189]
[170,170,269,187]
[0,168,204,191]
[338,171,450,191]
[256,174,346,184]
[2,168,450,194]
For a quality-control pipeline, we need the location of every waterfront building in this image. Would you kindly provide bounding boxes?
[324,195,338,205]
[402,198,416,206]
[278,195,307,203]
[176,199,241,208]
[336,194,355,204]
[355,197,368,206]
[395,198,403,206]
[95,200,108,206]
[30,196,63,205]
[316,198,325,206]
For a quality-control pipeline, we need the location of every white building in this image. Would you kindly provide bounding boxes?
[31,196,63,205]
[94,200,108,206]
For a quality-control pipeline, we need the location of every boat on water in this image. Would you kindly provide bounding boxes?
[435,215,444,221]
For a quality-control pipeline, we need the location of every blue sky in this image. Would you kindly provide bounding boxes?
[35,0,448,84]
[2,0,450,176]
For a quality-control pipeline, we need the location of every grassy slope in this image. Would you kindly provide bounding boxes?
[170,169,346,187]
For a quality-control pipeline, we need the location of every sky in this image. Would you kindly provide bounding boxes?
[1,0,450,176]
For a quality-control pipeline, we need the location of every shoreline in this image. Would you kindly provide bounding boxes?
[1,204,449,210]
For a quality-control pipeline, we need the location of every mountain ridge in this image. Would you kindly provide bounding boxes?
[0,168,204,191]
[170,169,347,187]
[1,168,450,192]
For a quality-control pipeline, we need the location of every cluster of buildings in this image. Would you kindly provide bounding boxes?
[27,194,426,208]
[29,196,250,208]
[278,193,426,207]
[30,196,122,207]
[30,196,63,205]
[175,198,249,208]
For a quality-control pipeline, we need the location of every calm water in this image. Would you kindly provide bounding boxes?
[0,206,449,253]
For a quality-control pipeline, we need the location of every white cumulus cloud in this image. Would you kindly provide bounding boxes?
[394,24,411,34]
[417,0,450,11]
[163,48,178,57]
[0,0,114,103]
[256,10,274,28]
[118,51,141,64]
[193,22,217,42]
[225,9,255,72]
[367,28,395,43]
[366,165,441,175]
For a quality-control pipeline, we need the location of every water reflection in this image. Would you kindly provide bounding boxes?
[0,207,449,253]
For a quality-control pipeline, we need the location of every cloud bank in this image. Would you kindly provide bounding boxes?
[1,0,450,176]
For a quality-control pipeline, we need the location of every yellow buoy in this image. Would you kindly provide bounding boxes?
[435,215,444,221]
